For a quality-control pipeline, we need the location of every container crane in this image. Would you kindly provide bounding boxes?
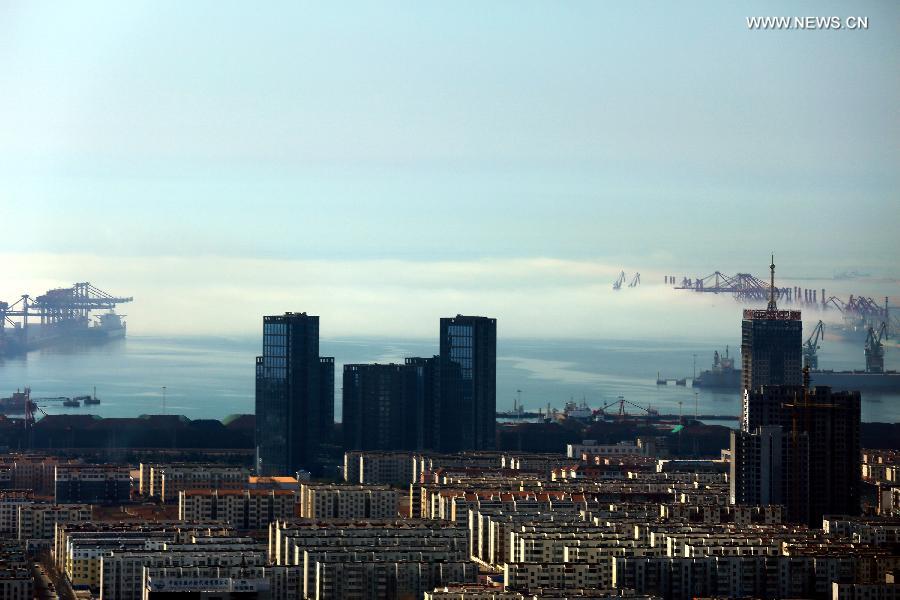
[596,396,657,422]
[628,273,641,288]
[802,320,825,370]
[0,282,132,329]
[865,322,887,374]
[612,271,626,291]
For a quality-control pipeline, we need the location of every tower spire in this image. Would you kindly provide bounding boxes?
[768,254,777,311]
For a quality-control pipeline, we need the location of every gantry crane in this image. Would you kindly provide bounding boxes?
[597,396,657,423]
[674,271,785,302]
[802,320,825,370]
[612,271,626,291]
[865,322,887,373]
[628,273,641,288]
[0,283,132,327]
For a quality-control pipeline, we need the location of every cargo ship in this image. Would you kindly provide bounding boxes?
[808,369,900,391]
[692,347,741,389]
[689,349,900,392]
[77,387,101,405]
[0,389,30,414]
[0,282,131,357]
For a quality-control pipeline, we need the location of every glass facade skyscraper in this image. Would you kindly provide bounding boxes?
[342,357,450,453]
[319,357,335,445]
[255,312,323,476]
[439,315,496,451]
[343,363,411,451]
[405,356,443,451]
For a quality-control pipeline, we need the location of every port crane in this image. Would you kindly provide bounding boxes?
[17,388,50,449]
[0,282,132,328]
[865,322,887,374]
[596,396,657,422]
[612,271,626,290]
[628,273,641,288]
[802,320,825,370]
[674,271,786,303]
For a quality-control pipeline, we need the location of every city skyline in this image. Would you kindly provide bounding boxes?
[0,4,896,599]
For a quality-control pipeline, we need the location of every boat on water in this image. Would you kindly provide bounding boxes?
[0,389,30,413]
[75,386,101,405]
[562,398,594,421]
[1,387,101,413]
[689,343,900,392]
[692,347,741,389]
[808,369,900,391]
[93,312,126,340]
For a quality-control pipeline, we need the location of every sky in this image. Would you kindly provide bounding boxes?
[0,1,897,338]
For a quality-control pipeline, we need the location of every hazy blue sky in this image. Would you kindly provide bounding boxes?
[1,1,897,337]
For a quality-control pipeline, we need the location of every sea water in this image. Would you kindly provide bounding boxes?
[0,334,897,423]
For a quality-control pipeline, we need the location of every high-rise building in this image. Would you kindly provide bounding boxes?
[740,258,802,396]
[733,260,861,525]
[343,363,417,451]
[730,426,797,508]
[255,312,322,476]
[405,356,443,451]
[319,357,335,444]
[733,384,860,525]
[439,315,497,451]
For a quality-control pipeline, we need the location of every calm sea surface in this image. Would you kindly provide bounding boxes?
[1,334,898,423]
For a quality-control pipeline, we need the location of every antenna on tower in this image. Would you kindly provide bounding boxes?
[767,254,778,311]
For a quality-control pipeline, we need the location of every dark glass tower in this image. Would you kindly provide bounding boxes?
[405,356,443,451]
[342,363,419,451]
[319,357,335,444]
[439,315,497,451]
[255,312,321,476]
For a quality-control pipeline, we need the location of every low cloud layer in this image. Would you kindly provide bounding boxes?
[4,252,874,341]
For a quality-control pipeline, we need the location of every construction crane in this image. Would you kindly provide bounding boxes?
[612,271,626,291]
[865,322,887,374]
[628,273,641,288]
[802,320,825,370]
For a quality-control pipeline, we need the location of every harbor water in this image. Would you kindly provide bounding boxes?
[0,334,898,423]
